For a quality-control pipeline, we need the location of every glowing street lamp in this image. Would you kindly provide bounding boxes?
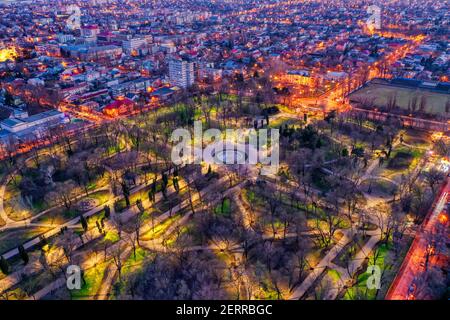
[438,213,448,225]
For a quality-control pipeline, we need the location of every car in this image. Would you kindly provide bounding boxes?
[406,283,417,300]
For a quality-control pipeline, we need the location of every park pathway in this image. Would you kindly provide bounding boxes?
[0,177,15,225]
[0,165,191,294]
[0,162,184,259]
[22,177,235,299]
[289,229,353,300]
[95,246,132,300]
[323,228,383,300]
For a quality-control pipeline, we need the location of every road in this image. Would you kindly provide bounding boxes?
[386,177,449,300]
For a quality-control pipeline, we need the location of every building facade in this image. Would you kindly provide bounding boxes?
[169,58,195,88]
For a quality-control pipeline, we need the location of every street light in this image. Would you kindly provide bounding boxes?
[438,213,448,225]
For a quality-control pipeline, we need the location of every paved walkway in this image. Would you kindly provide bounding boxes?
[0,226,103,294]
[0,175,17,225]
[289,226,383,300]
[361,138,402,181]
[23,176,233,299]
[0,186,110,233]
[27,278,66,300]
[288,135,400,300]
[103,178,240,300]
[363,175,399,187]
[232,190,253,230]
[0,130,410,300]
[0,162,183,260]
[289,229,353,300]
[0,150,56,228]
[0,165,189,295]
[0,148,140,231]
[95,246,132,300]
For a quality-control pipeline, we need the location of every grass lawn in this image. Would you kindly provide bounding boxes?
[0,226,52,254]
[114,177,177,213]
[165,219,205,247]
[32,206,75,225]
[62,209,81,219]
[327,268,342,284]
[305,245,328,268]
[403,130,430,148]
[165,225,189,246]
[214,198,231,217]
[140,214,181,241]
[71,261,110,300]
[343,243,390,300]
[254,277,284,300]
[306,215,350,232]
[89,190,111,205]
[2,287,28,300]
[360,179,397,197]
[268,116,300,129]
[242,188,265,207]
[31,200,47,213]
[121,247,149,276]
[243,189,255,202]
[109,247,153,299]
[3,175,34,221]
[387,146,423,171]
[349,81,449,115]
[215,250,233,264]
[332,234,371,268]
[102,229,120,244]
[311,168,332,192]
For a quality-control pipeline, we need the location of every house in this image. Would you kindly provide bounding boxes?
[102,97,135,117]
[0,109,66,133]
[284,70,313,86]
[150,87,177,100]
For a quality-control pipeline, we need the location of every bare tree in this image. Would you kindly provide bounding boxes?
[125,232,139,259]
[44,180,79,210]
[423,169,445,196]
[111,244,126,282]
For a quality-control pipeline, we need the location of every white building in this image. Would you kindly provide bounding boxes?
[169,58,195,88]
[160,43,177,54]
[27,78,45,86]
[81,25,100,43]
[0,110,66,135]
[81,25,100,38]
[57,33,75,44]
[122,38,147,54]
[325,71,348,81]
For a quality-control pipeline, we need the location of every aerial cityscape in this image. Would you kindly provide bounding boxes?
[0,0,448,303]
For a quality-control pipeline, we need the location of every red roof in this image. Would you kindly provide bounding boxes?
[104,98,134,111]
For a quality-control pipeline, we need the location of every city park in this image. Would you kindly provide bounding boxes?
[0,92,447,300]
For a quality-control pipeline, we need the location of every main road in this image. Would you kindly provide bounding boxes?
[386,177,449,300]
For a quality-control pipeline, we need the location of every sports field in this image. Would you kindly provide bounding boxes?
[350,82,449,116]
